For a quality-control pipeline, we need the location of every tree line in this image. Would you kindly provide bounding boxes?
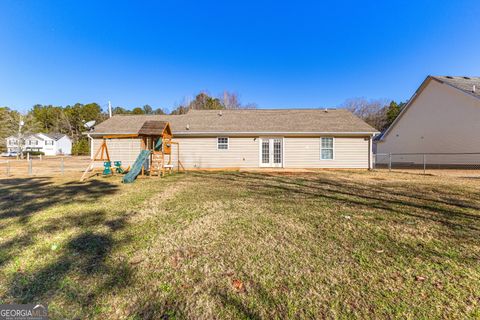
[0,103,106,155]
[0,91,256,154]
[341,98,405,132]
[0,92,404,155]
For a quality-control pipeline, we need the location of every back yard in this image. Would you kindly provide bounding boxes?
[0,170,479,319]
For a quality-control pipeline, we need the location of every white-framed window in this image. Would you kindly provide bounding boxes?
[321,137,334,160]
[45,140,54,146]
[217,137,229,150]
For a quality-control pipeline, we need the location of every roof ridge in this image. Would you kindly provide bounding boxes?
[432,75,480,78]
[188,108,342,112]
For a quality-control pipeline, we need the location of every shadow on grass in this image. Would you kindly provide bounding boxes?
[210,279,295,320]
[0,177,121,269]
[0,233,35,268]
[0,177,120,223]
[0,176,130,317]
[7,209,134,313]
[198,171,480,240]
[213,288,262,319]
[127,298,185,320]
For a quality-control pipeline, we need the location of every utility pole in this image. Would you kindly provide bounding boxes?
[17,115,25,159]
[108,101,112,118]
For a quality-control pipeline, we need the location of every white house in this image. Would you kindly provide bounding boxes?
[376,75,480,165]
[6,133,72,155]
[5,136,20,153]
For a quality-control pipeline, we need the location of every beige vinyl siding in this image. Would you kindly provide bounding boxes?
[284,137,369,168]
[91,136,371,169]
[377,79,480,164]
[171,137,259,169]
[91,138,141,168]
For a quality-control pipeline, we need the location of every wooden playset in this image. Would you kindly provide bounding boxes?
[80,121,183,182]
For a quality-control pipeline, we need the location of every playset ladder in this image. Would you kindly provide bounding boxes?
[150,151,164,176]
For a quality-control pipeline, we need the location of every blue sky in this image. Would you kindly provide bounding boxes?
[1,1,479,112]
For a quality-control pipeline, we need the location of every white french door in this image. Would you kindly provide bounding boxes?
[260,138,283,167]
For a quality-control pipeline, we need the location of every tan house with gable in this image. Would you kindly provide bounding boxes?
[376,76,480,165]
[90,109,378,170]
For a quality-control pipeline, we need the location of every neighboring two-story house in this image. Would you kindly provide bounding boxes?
[376,75,480,165]
[6,133,72,155]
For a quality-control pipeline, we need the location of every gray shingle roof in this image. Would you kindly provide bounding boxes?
[138,121,170,135]
[432,76,480,99]
[42,133,67,141]
[92,109,377,136]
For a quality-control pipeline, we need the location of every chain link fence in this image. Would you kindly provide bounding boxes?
[374,152,480,176]
[2,154,480,178]
[0,156,91,177]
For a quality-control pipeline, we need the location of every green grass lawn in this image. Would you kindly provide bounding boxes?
[0,171,479,319]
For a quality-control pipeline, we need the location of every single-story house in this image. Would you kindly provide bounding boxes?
[376,75,480,165]
[89,109,378,169]
[6,133,72,155]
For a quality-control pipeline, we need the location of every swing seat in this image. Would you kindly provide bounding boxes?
[114,161,125,174]
[103,161,112,175]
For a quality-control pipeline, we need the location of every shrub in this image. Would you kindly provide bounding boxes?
[72,138,90,155]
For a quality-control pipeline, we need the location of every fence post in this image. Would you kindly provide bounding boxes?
[388,153,392,172]
[28,159,32,175]
[61,157,64,175]
[27,152,30,161]
[423,154,426,175]
[6,160,10,176]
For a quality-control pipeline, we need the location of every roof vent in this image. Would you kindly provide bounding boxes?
[473,85,476,93]
[186,124,190,130]
[218,110,223,116]
[324,108,328,113]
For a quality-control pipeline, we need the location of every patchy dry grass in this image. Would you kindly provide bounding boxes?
[0,171,479,319]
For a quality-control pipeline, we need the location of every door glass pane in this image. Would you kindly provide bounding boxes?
[262,140,270,163]
[273,139,282,164]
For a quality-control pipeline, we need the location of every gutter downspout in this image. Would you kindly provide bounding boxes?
[369,135,373,170]
[87,133,93,160]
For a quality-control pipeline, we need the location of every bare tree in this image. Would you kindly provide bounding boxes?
[221,91,257,109]
[341,97,389,130]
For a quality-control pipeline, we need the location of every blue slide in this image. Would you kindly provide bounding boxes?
[122,150,151,183]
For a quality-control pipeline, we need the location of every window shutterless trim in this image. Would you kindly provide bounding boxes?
[217,137,229,150]
[320,137,335,160]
